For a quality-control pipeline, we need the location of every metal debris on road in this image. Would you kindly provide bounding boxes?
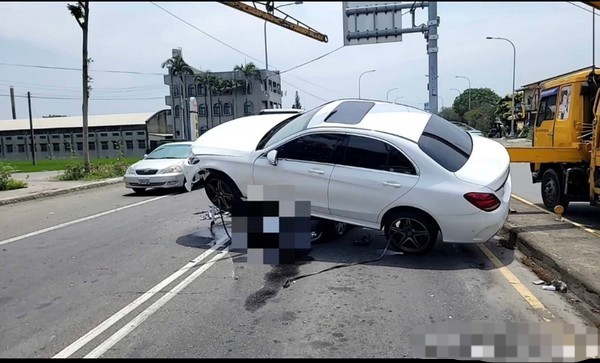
[542,285,557,291]
[551,279,568,292]
[533,280,545,285]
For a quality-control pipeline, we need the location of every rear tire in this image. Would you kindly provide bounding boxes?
[384,210,438,255]
[541,168,570,212]
[132,188,146,194]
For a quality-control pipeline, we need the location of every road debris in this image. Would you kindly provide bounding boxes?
[551,279,568,292]
[533,280,545,285]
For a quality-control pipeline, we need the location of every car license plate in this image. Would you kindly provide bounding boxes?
[138,178,150,185]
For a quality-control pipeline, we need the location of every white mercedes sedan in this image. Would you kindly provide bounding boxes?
[183,99,511,254]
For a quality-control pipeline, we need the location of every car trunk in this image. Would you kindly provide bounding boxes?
[454,136,510,193]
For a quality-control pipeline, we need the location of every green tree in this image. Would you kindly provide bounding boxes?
[162,54,194,139]
[233,62,262,113]
[67,1,91,173]
[464,104,497,135]
[495,92,524,129]
[292,91,302,109]
[439,107,460,121]
[452,88,501,121]
[195,71,218,129]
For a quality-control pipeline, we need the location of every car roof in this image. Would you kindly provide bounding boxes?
[306,99,433,142]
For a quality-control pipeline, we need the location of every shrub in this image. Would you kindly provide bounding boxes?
[0,163,27,191]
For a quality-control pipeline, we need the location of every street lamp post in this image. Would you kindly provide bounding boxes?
[450,88,461,96]
[264,1,302,108]
[386,87,398,102]
[487,36,516,137]
[358,69,376,99]
[455,75,471,110]
[394,96,404,104]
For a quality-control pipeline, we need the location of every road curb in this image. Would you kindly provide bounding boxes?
[0,178,123,206]
[501,220,600,327]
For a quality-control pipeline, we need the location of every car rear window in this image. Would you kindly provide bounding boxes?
[418,114,473,172]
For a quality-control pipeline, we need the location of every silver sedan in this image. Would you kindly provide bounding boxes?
[124,142,201,194]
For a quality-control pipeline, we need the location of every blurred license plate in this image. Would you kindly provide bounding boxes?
[138,178,150,185]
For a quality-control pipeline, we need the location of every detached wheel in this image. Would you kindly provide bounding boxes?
[132,188,146,194]
[541,168,569,212]
[204,173,242,212]
[384,211,438,255]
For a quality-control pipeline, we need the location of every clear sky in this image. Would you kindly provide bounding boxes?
[0,1,597,120]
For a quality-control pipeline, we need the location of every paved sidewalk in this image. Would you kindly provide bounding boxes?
[0,171,122,206]
[502,197,600,325]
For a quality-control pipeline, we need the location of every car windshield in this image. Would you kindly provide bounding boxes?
[256,105,324,150]
[146,144,191,159]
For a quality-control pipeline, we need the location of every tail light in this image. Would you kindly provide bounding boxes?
[464,192,501,212]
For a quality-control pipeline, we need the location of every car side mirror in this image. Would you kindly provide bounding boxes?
[266,149,278,166]
[143,154,148,159]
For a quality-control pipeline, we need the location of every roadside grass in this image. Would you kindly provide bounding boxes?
[6,157,139,173]
[56,157,132,181]
[0,163,27,191]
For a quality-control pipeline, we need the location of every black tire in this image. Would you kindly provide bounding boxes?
[384,210,438,255]
[204,172,242,212]
[132,188,146,194]
[541,168,570,212]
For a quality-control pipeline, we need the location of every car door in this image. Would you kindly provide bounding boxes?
[252,133,345,215]
[328,134,419,224]
[533,88,558,147]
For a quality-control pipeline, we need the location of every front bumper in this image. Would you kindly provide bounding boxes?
[124,173,185,189]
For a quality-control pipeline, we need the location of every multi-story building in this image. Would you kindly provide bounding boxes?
[163,48,283,141]
[0,111,171,162]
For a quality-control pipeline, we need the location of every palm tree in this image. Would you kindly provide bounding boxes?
[220,79,235,120]
[233,62,262,115]
[212,77,228,126]
[161,54,194,140]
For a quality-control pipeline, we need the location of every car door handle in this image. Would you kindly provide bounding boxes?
[382,181,402,188]
[308,168,325,175]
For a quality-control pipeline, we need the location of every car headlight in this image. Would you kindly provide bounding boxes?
[126,166,136,175]
[158,164,183,174]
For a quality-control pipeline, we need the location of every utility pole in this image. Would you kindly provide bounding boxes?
[427,1,439,114]
[27,92,36,166]
[9,86,16,119]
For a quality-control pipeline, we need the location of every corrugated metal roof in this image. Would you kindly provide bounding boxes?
[0,112,155,132]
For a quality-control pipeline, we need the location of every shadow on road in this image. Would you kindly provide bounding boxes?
[122,184,204,198]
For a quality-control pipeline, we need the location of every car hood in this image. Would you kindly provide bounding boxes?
[190,114,291,156]
[132,159,185,170]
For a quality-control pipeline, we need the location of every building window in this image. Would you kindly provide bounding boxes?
[224,103,232,116]
[262,101,268,110]
[212,88,218,96]
[6,145,13,153]
[137,131,145,136]
[244,101,253,115]
[100,133,108,137]
[138,140,146,149]
[247,81,252,94]
[187,84,196,97]
[213,103,221,116]
[172,85,180,97]
[125,132,133,136]
[112,132,120,137]
[63,143,70,151]
[126,140,134,149]
[101,141,109,150]
[40,135,47,139]
[88,133,94,137]
[76,134,83,138]
[17,136,24,140]
[64,134,71,138]
[199,104,207,116]
[197,84,206,96]
[89,142,96,151]
[5,136,11,141]
[17,144,25,153]
[175,105,180,118]
[268,79,273,91]
[76,142,83,151]
[40,144,48,152]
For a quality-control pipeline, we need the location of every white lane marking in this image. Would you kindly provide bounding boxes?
[85,247,231,358]
[0,195,169,247]
[53,235,230,358]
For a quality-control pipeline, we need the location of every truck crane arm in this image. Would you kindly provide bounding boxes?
[218,1,328,43]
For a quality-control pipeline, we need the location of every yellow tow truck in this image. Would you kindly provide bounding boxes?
[506,67,600,211]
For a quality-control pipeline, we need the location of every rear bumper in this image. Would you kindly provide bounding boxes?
[124,173,185,189]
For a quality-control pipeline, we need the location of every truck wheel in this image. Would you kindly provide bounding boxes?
[541,168,570,212]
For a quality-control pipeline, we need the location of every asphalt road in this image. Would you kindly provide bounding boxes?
[0,183,593,358]
[510,162,600,230]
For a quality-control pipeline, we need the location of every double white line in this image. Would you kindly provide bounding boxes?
[53,235,230,358]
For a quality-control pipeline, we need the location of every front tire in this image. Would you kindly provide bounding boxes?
[541,168,570,212]
[204,172,242,212]
[384,210,438,255]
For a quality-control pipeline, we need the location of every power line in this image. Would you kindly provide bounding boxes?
[0,62,164,75]
[279,80,328,102]
[0,93,164,101]
[149,1,263,64]
[280,46,345,74]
